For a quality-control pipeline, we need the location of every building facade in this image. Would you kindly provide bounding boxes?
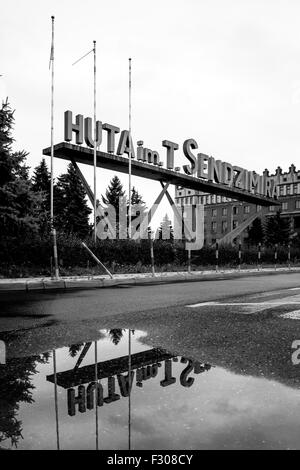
[175,164,300,245]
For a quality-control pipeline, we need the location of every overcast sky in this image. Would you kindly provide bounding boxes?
[1,0,300,226]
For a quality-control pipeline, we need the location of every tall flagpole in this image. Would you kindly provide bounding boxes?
[93,41,97,244]
[128,58,132,239]
[50,16,59,279]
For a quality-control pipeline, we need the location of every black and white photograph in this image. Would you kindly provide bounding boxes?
[1,0,300,458]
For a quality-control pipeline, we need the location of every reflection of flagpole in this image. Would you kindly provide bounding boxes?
[50,16,59,279]
[128,58,132,239]
[128,329,132,450]
[95,341,99,450]
[53,349,60,450]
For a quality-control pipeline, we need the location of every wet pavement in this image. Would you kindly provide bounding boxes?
[1,327,300,450]
[1,274,300,450]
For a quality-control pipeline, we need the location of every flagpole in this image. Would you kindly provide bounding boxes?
[93,40,97,244]
[128,58,132,239]
[50,15,59,279]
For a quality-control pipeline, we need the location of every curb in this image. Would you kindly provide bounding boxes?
[0,267,300,293]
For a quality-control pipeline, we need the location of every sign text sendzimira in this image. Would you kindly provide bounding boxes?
[64,110,276,198]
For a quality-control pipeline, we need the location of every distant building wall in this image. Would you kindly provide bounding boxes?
[175,164,300,245]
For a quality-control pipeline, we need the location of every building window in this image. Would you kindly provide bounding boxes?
[282,202,288,210]
[178,192,182,196]
[222,221,228,232]
[257,205,262,212]
[286,185,291,195]
[244,205,250,214]
[294,184,298,194]
[279,186,284,195]
[269,206,275,211]
[296,200,300,209]
[212,209,217,217]
[232,220,238,229]
[212,222,217,232]
[233,206,238,215]
[222,208,227,216]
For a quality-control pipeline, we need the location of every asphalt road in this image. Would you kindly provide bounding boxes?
[1,271,300,330]
[2,271,300,450]
[1,271,300,367]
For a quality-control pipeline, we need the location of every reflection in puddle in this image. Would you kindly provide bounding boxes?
[1,329,300,449]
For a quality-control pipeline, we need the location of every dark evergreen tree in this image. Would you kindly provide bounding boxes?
[68,343,84,358]
[131,186,145,206]
[31,159,52,235]
[0,340,49,448]
[31,159,51,205]
[157,213,174,240]
[0,99,41,240]
[264,211,292,246]
[102,176,126,210]
[129,186,147,236]
[108,329,124,345]
[54,163,92,238]
[102,176,127,238]
[247,217,264,246]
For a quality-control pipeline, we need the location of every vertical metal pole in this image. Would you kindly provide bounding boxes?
[128,329,132,450]
[50,16,59,279]
[274,243,278,271]
[215,241,219,272]
[258,242,261,271]
[93,41,97,244]
[128,58,132,239]
[148,228,155,276]
[187,249,191,273]
[53,349,60,450]
[238,242,242,271]
[288,243,291,270]
[95,341,99,450]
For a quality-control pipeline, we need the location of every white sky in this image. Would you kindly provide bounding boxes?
[1,0,300,227]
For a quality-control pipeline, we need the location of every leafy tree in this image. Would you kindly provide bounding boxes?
[264,211,292,246]
[247,217,264,246]
[0,99,41,240]
[54,163,92,238]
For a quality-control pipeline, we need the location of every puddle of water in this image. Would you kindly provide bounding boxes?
[1,329,300,450]
[281,311,300,319]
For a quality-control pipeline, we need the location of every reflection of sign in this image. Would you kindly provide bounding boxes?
[47,348,172,388]
[47,349,211,417]
[62,110,277,200]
